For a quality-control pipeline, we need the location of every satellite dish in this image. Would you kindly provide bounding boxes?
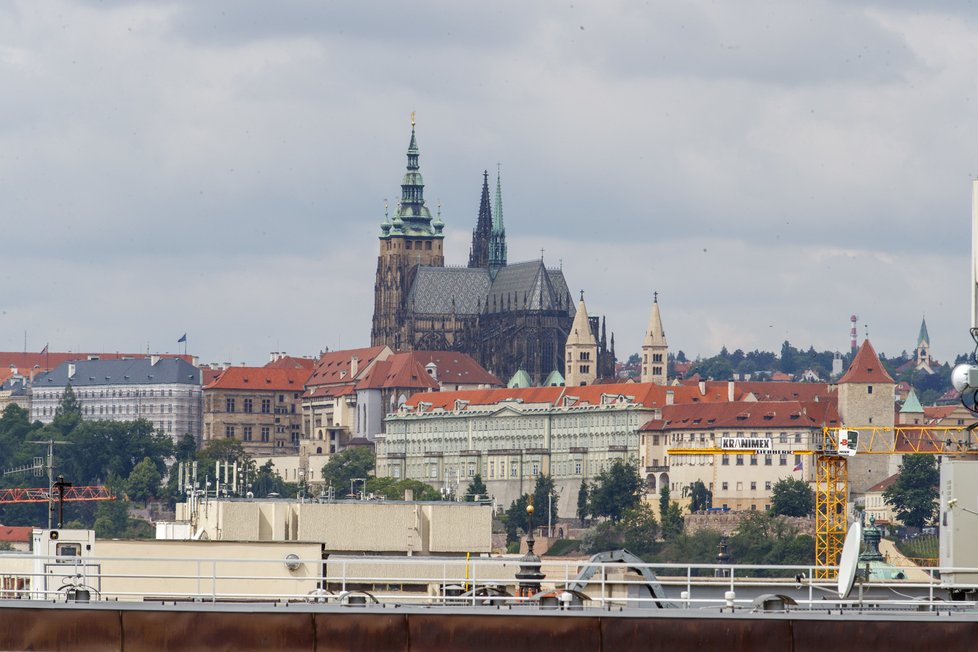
[837,520,862,599]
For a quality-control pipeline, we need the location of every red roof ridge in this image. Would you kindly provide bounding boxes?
[838,339,894,384]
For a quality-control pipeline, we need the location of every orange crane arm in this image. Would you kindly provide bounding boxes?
[0,486,113,504]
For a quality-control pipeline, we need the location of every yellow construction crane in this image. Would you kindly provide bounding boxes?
[668,425,978,578]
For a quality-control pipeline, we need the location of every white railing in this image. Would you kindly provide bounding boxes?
[0,553,973,613]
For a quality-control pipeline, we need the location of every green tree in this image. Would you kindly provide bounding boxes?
[365,476,441,501]
[126,457,162,503]
[464,474,488,501]
[687,480,712,512]
[321,447,375,497]
[659,485,684,540]
[589,460,642,523]
[652,529,724,568]
[727,512,815,574]
[621,504,659,556]
[532,474,558,530]
[884,455,939,528]
[504,494,530,544]
[771,477,814,517]
[63,419,173,484]
[52,384,83,436]
[577,480,590,526]
[176,433,198,462]
[252,461,294,498]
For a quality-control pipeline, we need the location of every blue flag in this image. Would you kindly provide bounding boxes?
[177,333,187,343]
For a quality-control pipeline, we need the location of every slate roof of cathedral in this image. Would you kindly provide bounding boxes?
[406,267,491,315]
[404,260,576,318]
[485,260,574,314]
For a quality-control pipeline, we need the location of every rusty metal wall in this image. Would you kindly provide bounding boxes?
[0,606,976,651]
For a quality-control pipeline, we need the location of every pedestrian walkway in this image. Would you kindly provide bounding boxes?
[878,538,934,582]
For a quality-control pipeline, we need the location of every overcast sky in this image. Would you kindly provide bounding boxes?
[2,1,977,369]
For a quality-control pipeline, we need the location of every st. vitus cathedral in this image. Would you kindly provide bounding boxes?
[371,118,615,385]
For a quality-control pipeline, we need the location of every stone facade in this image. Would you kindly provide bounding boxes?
[836,340,896,493]
[30,357,202,444]
[645,400,835,512]
[375,383,726,517]
[203,366,309,455]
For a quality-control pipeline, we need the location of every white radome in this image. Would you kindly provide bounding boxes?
[951,363,978,394]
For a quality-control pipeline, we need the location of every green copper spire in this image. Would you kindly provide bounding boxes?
[381,114,442,239]
[900,389,923,413]
[917,317,930,346]
[489,163,507,275]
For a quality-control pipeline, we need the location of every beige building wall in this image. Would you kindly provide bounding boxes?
[659,429,815,512]
[95,540,322,601]
[179,498,491,554]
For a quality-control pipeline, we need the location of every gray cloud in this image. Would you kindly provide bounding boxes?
[2,0,976,367]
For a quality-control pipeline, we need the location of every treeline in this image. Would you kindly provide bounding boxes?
[0,388,295,537]
[680,341,963,405]
[501,460,816,572]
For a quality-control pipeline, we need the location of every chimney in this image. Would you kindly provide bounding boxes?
[698,380,706,395]
[728,381,735,402]
[665,390,674,406]
[350,356,359,377]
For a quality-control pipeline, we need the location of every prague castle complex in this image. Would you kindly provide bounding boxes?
[370,118,615,385]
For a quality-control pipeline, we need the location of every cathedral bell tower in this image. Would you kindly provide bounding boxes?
[641,292,668,384]
[564,292,598,387]
[371,114,446,348]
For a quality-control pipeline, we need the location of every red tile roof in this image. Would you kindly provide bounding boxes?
[865,473,899,493]
[0,526,31,543]
[355,356,440,391]
[306,346,389,387]
[201,368,223,387]
[838,339,894,384]
[924,405,957,422]
[640,400,827,431]
[204,366,312,391]
[264,356,316,370]
[399,382,731,413]
[405,351,502,387]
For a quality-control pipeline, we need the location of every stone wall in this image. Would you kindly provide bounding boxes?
[684,512,815,536]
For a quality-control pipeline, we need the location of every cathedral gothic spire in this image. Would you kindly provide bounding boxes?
[489,164,507,276]
[469,171,493,268]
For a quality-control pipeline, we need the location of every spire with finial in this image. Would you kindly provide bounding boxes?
[641,291,668,384]
[381,113,439,238]
[489,163,507,275]
[469,170,493,268]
